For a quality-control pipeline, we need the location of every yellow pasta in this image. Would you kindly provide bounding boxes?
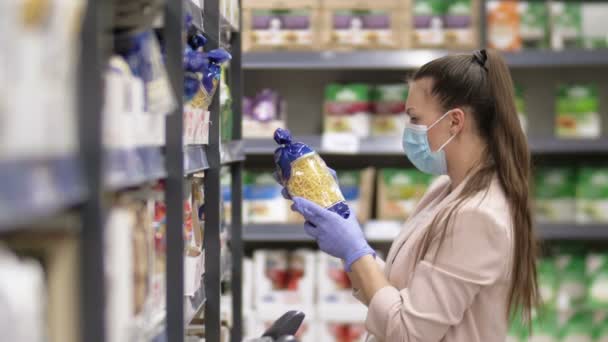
[286,153,344,208]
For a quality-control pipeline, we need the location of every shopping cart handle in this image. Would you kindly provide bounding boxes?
[261,310,305,340]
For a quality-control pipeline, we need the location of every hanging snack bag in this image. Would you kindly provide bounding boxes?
[324,84,372,138]
[274,128,350,219]
[372,84,408,137]
[487,0,521,51]
[243,0,320,51]
[444,0,479,49]
[534,168,576,223]
[576,168,608,224]
[322,0,401,50]
[519,1,550,49]
[555,84,601,139]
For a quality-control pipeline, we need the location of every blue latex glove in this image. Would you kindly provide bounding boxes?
[291,197,375,272]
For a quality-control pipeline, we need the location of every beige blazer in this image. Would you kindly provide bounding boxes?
[354,175,514,342]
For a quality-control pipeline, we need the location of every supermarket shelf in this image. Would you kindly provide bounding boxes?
[0,156,87,231]
[243,224,313,242]
[537,223,608,240]
[245,136,608,156]
[105,147,167,190]
[185,0,204,32]
[220,140,246,165]
[184,145,210,175]
[243,50,608,70]
[185,275,206,325]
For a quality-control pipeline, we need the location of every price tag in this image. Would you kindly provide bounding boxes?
[321,133,360,154]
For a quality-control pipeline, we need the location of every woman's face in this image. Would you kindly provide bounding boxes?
[406,78,454,152]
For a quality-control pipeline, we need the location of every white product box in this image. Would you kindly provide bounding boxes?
[317,320,367,342]
[316,253,367,322]
[252,307,317,342]
[253,249,315,311]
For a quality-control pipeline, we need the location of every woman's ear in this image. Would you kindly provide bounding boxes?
[448,108,465,135]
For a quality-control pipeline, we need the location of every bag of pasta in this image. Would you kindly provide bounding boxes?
[273,128,350,219]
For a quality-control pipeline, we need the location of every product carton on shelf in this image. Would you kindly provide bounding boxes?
[316,253,367,322]
[317,320,367,342]
[486,0,522,51]
[576,168,608,224]
[243,0,321,52]
[518,1,550,50]
[411,0,446,48]
[376,169,434,221]
[371,84,408,138]
[324,84,373,139]
[253,249,316,311]
[251,306,317,342]
[555,84,601,139]
[321,0,403,50]
[338,168,375,223]
[534,168,576,223]
[550,1,583,51]
[244,171,289,224]
[243,89,288,139]
[581,3,608,49]
[444,0,480,49]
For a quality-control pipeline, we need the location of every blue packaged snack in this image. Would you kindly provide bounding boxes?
[273,128,350,219]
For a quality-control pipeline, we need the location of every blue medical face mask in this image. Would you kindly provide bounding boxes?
[402,111,457,175]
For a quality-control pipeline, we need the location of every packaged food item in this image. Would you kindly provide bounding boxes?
[221,168,232,225]
[322,0,401,50]
[444,0,479,49]
[581,3,608,49]
[338,168,375,223]
[560,312,594,342]
[253,249,315,310]
[412,0,446,48]
[551,2,582,50]
[519,1,550,49]
[596,320,608,342]
[243,171,288,223]
[514,85,527,133]
[243,89,288,139]
[274,129,350,219]
[576,168,608,224]
[588,260,608,309]
[243,0,320,51]
[534,168,576,223]
[220,66,233,142]
[372,84,408,137]
[556,255,588,311]
[324,84,372,138]
[317,321,367,342]
[539,258,559,309]
[555,84,601,139]
[487,0,521,51]
[377,169,433,221]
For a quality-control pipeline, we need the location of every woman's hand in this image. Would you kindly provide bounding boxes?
[290,197,375,272]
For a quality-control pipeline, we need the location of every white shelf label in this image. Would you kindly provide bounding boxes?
[321,133,360,154]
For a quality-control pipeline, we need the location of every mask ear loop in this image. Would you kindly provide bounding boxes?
[436,133,457,152]
[428,110,452,130]
[428,110,457,152]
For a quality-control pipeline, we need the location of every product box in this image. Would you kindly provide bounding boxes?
[487,0,521,51]
[534,168,576,223]
[243,89,287,139]
[538,258,559,309]
[576,168,608,224]
[316,253,367,322]
[321,0,402,50]
[324,84,372,138]
[252,307,317,342]
[244,171,289,224]
[338,168,375,223]
[253,249,316,310]
[444,0,480,49]
[560,312,594,342]
[519,1,550,49]
[243,0,320,51]
[372,84,408,137]
[515,84,527,133]
[317,321,367,342]
[587,254,608,309]
[412,0,446,48]
[550,2,582,50]
[377,169,433,221]
[581,3,608,49]
[555,84,601,139]
[556,255,588,312]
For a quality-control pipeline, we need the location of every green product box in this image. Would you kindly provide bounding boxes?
[534,168,576,223]
[371,84,408,137]
[560,312,594,342]
[519,1,550,49]
[515,84,526,133]
[528,309,560,341]
[581,3,608,49]
[556,255,588,311]
[576,168,608,224]
[588,260,608,310]
[412,0,447,48]
[377,169,433,221]
[539,258,559,309]
[324,83,372,137]
[551,2,583,50]
[555,84,601,139]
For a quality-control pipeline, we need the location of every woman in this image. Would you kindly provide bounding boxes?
[287,49,538,341]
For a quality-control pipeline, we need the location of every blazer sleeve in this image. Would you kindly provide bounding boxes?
[364,209,510,342]
[352,257,386,304]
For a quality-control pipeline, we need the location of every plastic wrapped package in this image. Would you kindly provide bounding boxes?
[555,84,601,139]
[273,129,350,219]
[243,89,287,139]
[486,0,521,51]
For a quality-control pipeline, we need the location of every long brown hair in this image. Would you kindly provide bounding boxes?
[411,49,538,324]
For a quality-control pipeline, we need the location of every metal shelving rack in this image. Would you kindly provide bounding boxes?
[0,0,244,341]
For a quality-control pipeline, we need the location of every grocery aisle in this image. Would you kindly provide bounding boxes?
[1,0,244,341]
[239,0,608,341]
